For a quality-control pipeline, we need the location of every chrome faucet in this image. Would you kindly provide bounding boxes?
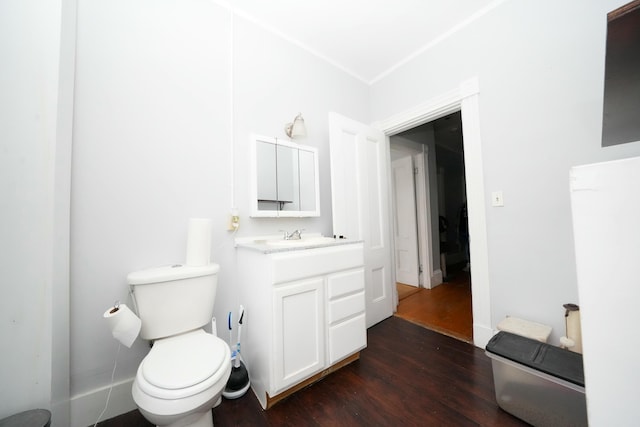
[281,229,304,240]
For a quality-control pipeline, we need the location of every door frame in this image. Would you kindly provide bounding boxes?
[374,77,493,348]
[413,151,432,289]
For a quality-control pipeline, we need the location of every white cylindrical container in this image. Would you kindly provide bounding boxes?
[186,218,213,266]
[564,304,582,353]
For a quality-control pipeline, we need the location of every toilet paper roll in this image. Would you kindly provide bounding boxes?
[186,218,212,266]
[186,218,213,266]
[103,303,141,348]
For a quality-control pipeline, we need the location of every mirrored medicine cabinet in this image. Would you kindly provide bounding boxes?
[250,134,320,217]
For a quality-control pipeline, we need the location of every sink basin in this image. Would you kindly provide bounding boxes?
[265,236,337,247]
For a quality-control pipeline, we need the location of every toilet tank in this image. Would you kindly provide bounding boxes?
[127,263,219,340]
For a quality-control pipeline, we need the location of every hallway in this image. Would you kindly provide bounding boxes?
[395,265,472,343]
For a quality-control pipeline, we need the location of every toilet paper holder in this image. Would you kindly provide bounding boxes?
[110,300,120,313]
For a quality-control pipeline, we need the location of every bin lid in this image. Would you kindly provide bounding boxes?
[0,409,51,427]
[486,331,585,387]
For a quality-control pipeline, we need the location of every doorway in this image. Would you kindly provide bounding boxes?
[391,111,472,342]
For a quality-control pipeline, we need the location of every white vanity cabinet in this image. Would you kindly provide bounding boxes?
[236,241,365,409]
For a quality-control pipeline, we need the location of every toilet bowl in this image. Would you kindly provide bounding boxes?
[127,263,231,427]
[132,330,231,427]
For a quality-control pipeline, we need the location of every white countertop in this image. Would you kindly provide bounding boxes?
[235,234,363,254]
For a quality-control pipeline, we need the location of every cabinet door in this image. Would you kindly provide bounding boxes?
[273,277,325,393]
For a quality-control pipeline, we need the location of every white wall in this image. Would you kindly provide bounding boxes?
[371,0,640,343]
[71,1,233,405]
[69,1,369,425]
[0,0,68,421]
[232,14,370,238]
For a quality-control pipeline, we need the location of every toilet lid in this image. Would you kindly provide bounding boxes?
[141,330,228,390]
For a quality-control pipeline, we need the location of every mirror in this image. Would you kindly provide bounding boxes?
[250,134,320,217]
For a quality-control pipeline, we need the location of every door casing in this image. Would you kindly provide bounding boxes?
[374,77,493,348]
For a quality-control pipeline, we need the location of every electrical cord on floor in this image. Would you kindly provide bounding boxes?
[94,342,122,427]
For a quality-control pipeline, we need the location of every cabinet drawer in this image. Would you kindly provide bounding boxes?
[327,268,364,299]
[328,313,366,365]
[271,244,363,284]
[328,291,365,324]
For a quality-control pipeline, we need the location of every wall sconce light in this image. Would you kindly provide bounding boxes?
[285,113,307,138]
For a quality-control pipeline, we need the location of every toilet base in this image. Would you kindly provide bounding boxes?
[161,409,212,427]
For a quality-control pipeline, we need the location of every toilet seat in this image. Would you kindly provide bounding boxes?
[136,330,229,400]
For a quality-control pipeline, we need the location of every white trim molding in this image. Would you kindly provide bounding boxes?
[375,77,493,349]
[70,379,136,427]
[431,269,444,288]
[373,78,479,135]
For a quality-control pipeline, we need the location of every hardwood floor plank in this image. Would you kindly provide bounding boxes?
[97,317,527,427]
[397,283,421,300]
[396,269,473,342]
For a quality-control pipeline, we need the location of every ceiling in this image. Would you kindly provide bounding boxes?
[228,0,502,84]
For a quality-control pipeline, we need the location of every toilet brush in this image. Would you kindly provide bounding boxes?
[223,306,250,399]
[236,305,244,355]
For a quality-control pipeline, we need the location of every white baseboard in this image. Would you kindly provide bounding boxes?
[473,323,494,349]
[430,269,443,289]
[51,399,70,427]
[70,378,136,427]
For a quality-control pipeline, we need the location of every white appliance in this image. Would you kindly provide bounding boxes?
[128,263,231,427]
[570,156,640,426]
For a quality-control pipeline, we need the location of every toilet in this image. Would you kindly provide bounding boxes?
[127,263,231,427]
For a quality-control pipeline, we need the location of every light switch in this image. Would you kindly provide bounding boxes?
[492,191,504,207]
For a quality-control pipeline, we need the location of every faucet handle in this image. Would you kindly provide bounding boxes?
[279,228,305,240]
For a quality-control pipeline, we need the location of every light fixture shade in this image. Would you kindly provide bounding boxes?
[285,113,306,138]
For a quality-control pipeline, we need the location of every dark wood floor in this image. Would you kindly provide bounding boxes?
[97,316,526,427]
[396,267,473,343]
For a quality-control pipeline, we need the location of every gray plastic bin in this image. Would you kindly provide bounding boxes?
[485,331,587,427]
[0,409,51,427]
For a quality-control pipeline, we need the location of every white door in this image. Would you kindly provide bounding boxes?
[391,156,420,286]
[329,112,394,327]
